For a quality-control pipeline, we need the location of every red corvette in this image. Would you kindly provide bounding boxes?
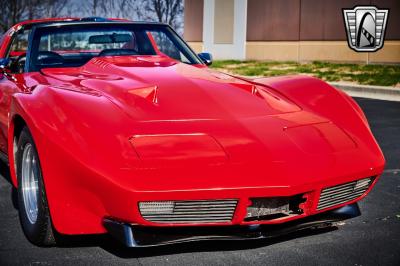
[0,18,385,247]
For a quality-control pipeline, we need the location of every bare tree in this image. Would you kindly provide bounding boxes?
[27,0,44,20]
[41,0,68,18]
[0,0,69,33]
[0,0,28,32]
[81,0,139,19]
[0,0,184,34]
[136,0,183,32]
[82,0,100,16]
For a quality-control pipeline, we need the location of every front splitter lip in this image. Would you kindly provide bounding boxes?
[103,203,361,247]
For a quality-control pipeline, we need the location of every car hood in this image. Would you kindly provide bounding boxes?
[41,55,302,121]
[38,56,374,191]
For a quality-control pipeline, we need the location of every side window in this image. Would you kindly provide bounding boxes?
[148,31,191,63]
[8,29,30,57]
[7,29,30,73]
[37,30,138,52]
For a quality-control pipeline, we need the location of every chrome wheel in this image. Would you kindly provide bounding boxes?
[17,127,56,246]
[21,143,39,224]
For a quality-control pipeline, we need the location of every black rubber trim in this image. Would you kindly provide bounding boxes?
[0,151,8,164]
[103,203,361,247]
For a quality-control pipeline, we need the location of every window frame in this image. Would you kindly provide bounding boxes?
[26,22,203,72]
[3,27,32,74]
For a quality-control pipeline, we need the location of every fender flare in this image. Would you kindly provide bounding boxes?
[8,95,40,187]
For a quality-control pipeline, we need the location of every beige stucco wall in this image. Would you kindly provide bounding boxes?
[246,42,299,61]
[184,0,204,42]
[245,41,400,63]
[369,41,400,64]
[298,41,368,62]
[187,42,204,54]
[213,0,234,44]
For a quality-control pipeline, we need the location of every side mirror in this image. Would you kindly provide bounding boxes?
[0,58,11,80]
[198,52,213,66]
[0,58,10,72]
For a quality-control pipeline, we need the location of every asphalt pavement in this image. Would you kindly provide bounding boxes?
[0,97,399,265]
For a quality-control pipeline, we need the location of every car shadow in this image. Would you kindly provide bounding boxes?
[0,160,11,183]
[0,160,19,210]
[55,226,338,258]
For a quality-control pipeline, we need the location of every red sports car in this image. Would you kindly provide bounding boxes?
[0,18,385,247]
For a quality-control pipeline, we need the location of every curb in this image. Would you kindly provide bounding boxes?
[329,82,400,102]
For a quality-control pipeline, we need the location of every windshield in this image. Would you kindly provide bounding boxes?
[28,23,201,71]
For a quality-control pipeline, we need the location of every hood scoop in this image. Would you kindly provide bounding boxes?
[233,82,301,114]
[128,85,158,104]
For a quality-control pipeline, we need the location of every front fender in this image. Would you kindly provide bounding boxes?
[9,85,139,234]
[253,75,384,167]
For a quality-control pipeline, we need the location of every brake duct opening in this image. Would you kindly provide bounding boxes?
[244,194,307,221]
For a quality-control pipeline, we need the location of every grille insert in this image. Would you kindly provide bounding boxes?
[317,177,373,210]
[139,199,238,224]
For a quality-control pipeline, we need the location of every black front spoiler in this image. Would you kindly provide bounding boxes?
[103,203,361,247]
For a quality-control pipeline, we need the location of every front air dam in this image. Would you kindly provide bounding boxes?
[102,203,361,247]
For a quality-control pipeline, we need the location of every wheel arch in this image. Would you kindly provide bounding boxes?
[8,89,44,188]
[7,88,128,235]
[8,113,29,187]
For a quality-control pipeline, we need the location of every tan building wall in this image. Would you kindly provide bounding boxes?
[187,42,203,54]
[213,0,234,44]
[369,41,400,64]
[246,41,400,63]
[184,0,400,63]
[246,0,400,41]
[246,42,299,61]
[247,0,300,41]
[246,41,370,62]
[184,0,204,42]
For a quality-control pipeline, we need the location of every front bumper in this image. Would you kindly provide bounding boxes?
[103,203,361,247]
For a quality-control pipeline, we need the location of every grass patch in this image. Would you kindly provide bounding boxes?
[210,60,400,86]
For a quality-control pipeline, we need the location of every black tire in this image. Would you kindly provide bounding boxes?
[16,126,56,246]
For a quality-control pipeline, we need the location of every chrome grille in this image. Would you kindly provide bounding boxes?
[139,199,238,224]
[317,177,373,210]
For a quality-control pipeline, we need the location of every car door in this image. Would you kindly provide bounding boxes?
[0,29,30,154]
